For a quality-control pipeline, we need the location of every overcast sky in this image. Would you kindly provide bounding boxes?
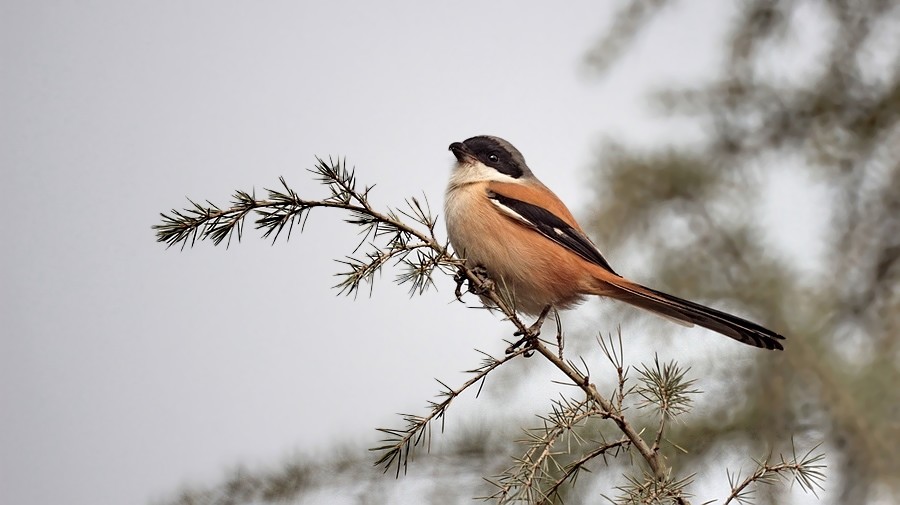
[0,2,829,505]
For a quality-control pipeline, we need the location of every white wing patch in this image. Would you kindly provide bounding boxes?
[486,190,621,275]
[489,197,533,226]
[490,197,570,239]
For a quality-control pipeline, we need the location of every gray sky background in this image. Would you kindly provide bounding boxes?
[1,2,827,505]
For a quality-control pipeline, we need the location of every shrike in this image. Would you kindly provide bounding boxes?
[444,135,784,350]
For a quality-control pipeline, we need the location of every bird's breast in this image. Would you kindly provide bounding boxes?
[444,183,592,315]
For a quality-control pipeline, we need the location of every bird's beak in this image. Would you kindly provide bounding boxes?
[449,142,473,163]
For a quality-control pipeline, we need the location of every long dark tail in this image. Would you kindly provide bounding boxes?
[605,280,785,350]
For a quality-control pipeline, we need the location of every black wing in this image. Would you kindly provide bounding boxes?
[488,191,619,276]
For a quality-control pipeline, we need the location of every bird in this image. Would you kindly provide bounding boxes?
[444,135,785,350]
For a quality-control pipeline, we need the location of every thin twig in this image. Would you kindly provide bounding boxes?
[529,340,673,486]
[723,443,825,505]
[544,437,632,499]
[372,347,531,477]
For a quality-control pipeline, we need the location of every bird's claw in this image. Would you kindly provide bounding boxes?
[454,265,494,301]
[506,306,553,358]
[507,330,539,357]
[453,269,466,302]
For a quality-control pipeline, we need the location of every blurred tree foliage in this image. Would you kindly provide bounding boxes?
[584,1,899,504]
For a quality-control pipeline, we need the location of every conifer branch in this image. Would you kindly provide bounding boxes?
[154,160,823,504]
[723,443,826,505]
[371,347,530,478]
[544,437,631,499]
[527,340,691,505]
[154,159,462,298]
[486,397,607,503]
[486,392,634,503]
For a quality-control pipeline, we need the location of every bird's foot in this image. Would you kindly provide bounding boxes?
[554,309,564,360]
[455,266,491,299]
[453,268,466,301]
[467,265,494,295]
[506,305,553,358]
[455,265,494,301]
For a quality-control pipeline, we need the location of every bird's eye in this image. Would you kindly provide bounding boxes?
[488,154,500,163]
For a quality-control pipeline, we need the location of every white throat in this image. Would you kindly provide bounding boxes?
[447,160,520,192]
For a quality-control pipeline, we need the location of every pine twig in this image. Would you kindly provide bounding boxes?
[371,347,530,477]
[529,340,690,504]
[154,159,461,299]
[723,443,826,505]
[486,397,613,503]
[543,437,632,500]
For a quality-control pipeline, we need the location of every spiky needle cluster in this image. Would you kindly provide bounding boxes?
[724,442,826,505]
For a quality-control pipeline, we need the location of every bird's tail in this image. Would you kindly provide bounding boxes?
[596,279,785,350]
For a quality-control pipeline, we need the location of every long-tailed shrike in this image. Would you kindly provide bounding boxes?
[445,135,784,350]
